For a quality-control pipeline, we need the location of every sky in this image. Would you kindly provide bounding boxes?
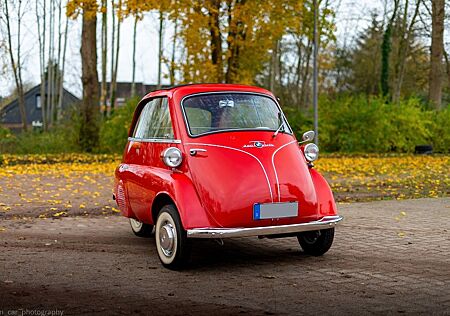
[0,0,394,98]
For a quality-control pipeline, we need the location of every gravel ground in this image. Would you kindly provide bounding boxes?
[0,198,449,315]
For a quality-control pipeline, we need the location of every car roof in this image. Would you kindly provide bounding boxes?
[143,83,275,100]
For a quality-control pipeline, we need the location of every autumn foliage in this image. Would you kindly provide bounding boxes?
[0,154,448,220]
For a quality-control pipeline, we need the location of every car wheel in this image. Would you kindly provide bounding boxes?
[297,228,334,256]
[129,218,153,237]
[155,204,191,270]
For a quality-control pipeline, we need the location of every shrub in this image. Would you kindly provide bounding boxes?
[428,106,450,153]
[284,95,444,153]
[318,95,392,152]
[282,107,313,140]
[384,98,432,152]
[0,124,79,154]
[99,97,139,153]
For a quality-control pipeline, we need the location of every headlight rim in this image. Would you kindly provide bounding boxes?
[304,143,319,162]
[161,147,183,168]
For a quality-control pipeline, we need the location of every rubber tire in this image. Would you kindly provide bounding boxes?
[297,228,335,256]
[155,205,191,270]
[129,218,153,237]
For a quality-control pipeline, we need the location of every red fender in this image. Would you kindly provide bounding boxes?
[153,172,216,230]
[309,168,338,217]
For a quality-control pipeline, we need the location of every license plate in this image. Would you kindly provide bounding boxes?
[253,202,298,220]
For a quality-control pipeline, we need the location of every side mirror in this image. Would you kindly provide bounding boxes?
[300,130,315,143]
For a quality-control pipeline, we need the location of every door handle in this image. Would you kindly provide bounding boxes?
[190,148,207,156]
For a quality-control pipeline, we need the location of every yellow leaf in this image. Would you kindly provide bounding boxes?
[53,211,67,217]
[112,207,121,213]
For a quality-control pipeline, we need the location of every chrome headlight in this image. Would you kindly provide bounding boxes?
[161,147,183,168]
[304,143,319,162]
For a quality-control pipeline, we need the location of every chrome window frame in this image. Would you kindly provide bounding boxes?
[127,137,181,144]
[180,91,294,138]
[130,96,180,143]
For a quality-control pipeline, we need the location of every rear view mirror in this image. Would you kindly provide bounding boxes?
[300,130,315,143]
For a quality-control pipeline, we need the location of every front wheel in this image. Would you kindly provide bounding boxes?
[297,228,335,256]
[155,205,191,270]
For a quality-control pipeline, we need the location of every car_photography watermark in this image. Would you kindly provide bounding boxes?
[0,309,63,316]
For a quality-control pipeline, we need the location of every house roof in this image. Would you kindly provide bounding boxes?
[0,83,80,114]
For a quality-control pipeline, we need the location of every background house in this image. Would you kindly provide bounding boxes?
[0,83,80,131]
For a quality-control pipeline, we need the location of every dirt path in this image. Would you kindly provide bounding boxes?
[0,198,449,315]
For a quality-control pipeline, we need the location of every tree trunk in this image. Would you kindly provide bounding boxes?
[80,8,100,152]
[47,0,55,126]
[380,0,400,98]
[392,0,421,103]
[269,40,278,92]
[4,0,27,131]
[443,50,450,88]
[225,0,247,83]
[170,18,178,86]
[57,8,69,121]
[209,0,223,82]
[295,39,303,108]
[429,0,444,110]
[300,39,312,108]
[131,15,138,97]
[100,0,108,115]
[55,0,63,122]
[110,0,121,114]
[157,10,164,89]
[36,0,47,131]
[108,0,116,117]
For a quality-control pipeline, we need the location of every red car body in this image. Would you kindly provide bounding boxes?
[114,84,342,268]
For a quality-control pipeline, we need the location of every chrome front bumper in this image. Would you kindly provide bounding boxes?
[186,215,343,239]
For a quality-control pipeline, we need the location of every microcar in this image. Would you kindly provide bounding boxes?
[114,84,343,269]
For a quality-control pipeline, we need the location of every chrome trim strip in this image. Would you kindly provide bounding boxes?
[185,142,274,202]
[271,140,298,202]
[128,137,182,144]
[187,215,343,238]
[180,91,294,138]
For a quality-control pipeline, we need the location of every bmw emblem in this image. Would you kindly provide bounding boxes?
[254,142,263,148]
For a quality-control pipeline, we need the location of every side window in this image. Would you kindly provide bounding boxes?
[133,98,174,139]
[36,95,41,109]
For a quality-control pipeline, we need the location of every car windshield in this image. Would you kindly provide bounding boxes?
[182,93,291,136]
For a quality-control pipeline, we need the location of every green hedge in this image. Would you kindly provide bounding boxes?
[285,95,449,153]
[0,125,79,154]
[99,97,138,153]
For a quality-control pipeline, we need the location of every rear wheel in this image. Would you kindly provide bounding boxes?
[297,228,335,256]
[129,218,153,237]
[155,204,191,270]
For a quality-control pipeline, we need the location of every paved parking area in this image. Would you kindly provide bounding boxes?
[0,198,449,315]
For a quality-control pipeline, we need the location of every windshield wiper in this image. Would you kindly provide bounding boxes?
[272,112,285,138]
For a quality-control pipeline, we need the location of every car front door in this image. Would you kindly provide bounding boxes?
[124,97,176,223]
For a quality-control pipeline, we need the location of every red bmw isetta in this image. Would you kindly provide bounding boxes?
[114,84,342,269]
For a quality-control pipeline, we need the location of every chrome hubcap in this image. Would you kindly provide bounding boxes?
[159,222,175,257]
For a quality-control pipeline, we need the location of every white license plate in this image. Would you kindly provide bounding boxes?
[253,202,298,220]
